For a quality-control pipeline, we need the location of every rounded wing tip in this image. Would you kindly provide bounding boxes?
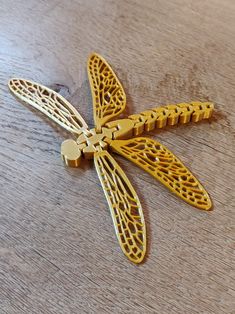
[8,78,15,87]
[8,78,27,90]
[88,51,101,61]
[196,195,213,211]
[128,252,146,264]
[204,198,213,211]
[87,52,109,66]
[8,78,18,92]
[125,242,147,264]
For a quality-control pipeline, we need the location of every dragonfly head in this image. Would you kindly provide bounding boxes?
[61,139,83,167]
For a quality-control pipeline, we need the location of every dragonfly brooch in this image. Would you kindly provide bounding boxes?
[8,53,214,263]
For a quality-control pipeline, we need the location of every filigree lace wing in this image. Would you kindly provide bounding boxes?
[94,150,146,263]
[8,78,88,134]
[110,138,212,210]
[87,53,126,130]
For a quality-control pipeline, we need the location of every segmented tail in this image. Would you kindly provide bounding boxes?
[128,102,214,136]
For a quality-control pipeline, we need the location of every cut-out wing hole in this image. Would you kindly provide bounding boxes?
[9,78,88,134]
[87,53,126,130]
[94,150,146,263]
[111,137,212,210]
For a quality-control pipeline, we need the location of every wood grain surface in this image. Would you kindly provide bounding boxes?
[0,0,234,313]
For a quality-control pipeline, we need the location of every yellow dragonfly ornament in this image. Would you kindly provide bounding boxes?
[9,53,214,263]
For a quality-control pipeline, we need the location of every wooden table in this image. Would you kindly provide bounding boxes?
[0,1,234,313]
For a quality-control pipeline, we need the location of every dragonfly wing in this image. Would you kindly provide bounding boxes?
[110,138,212,210]
[87,53,126,130]
[8,78,88,134]
[94,150,146,263]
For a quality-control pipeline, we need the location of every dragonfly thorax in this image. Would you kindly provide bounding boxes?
[61,118,135,167]
[77,127,114,157]
[61,127,113,167]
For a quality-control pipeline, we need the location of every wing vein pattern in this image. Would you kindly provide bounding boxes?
[94,150,146,263]
[111,138,212,210]
[9,78,88,134]
[87,53,126,129]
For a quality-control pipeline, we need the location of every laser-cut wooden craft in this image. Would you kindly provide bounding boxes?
[8,53,214,263]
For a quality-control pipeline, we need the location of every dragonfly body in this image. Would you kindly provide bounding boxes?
[62,102,213,165]
[61,118,134,165]
[9,53,214,263]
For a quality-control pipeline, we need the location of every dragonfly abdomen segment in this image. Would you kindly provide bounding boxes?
[128,102,214,136]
